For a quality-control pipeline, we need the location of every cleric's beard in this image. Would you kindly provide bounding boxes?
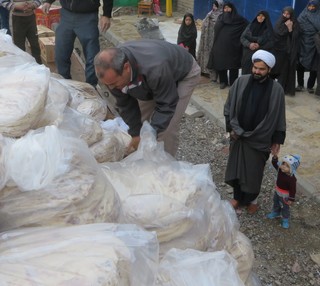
[253,73,268,82]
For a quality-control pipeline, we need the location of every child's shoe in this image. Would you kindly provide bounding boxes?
[281,218,289,229]
[266,211,281,219]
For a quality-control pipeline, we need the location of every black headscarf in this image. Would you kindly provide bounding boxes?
[214,2,248,39]
[274,6,300,64]
[250,10,273,37]
[177,13,197,58]
[177,13,197,46]
[219,2,245,25]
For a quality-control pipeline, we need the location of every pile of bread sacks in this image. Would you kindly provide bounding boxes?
[0,31,261,286]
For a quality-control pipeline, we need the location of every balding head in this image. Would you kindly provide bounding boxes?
[94,48,127,76]
[94,48,132,90]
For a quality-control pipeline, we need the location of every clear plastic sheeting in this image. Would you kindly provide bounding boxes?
[36,77,70,128]
[0,126,120,231]
[5,126,71,191]
[0,134,12,191]
[0,30,35,63]
[0,59,50,138]
[59,107,103,146]
[77,98,108,121]
[101,122,235,256]
[227,231,256,286]
[90,118,132,163]
[0,223,159,286]
[207,200,240,251]
[156,249,245,286]
[56,78,103,109]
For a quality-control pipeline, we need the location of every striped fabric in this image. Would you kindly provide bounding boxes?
[1,0,41,16]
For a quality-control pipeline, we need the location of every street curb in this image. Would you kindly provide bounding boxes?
[190,95,225,129]
[101,29,123,47]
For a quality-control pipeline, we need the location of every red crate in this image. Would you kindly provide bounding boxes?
[35,5,61,30]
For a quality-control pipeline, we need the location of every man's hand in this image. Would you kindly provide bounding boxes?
[230,130,239,140]
[271,143,280,156]
[99,16,111,33]
[126,136,140,155]
[24,2,36,12]
[41,3,51,14]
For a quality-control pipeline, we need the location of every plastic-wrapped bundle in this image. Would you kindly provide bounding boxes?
[0,59,49,137]
[0,30,35,63]
[101,122,224,255]
[36,77,70,128]
[156,249,244,286]
[0,134,13,190]
[207,200,240,251]
[59,107,103,146]
[0,223,159,286]
[90,118,132,163]
[227,231,256,286]
[77,98,108,122]
[0,126,120,231]
[56,78,102,109]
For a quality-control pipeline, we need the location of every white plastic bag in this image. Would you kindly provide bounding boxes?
[0,223,159,286]
[36,77,69,128]
[59,106,103,146]
[5,126,70,191]
[101,122,224,256]
[90,117,132,163]
[156,249,244,286]
[0,61,49,137]
[0,126,120,231]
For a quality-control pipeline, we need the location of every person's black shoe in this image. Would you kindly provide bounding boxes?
[220,83,227,89]
[295,85,304,92]
[308,88,314,94]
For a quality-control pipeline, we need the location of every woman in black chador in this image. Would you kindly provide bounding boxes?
[271,7,300,96]
[240,10,274,75]
[207,2,248,89]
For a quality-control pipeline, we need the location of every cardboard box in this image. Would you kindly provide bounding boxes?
[39,36,55,63]
[37,25,55,38]
[35,5,61,29]
[26,26,54,48]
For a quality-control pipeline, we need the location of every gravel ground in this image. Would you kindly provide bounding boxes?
[177,114,320,286]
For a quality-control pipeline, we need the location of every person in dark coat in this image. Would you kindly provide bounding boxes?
[177,12,197,59]
[271,6,300,96]
[296,0,320,93]
[240,10,274,75]
[94,39,201,157]
[314,31,320,96]
[207,2,248,89]
[224,50,286,215]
